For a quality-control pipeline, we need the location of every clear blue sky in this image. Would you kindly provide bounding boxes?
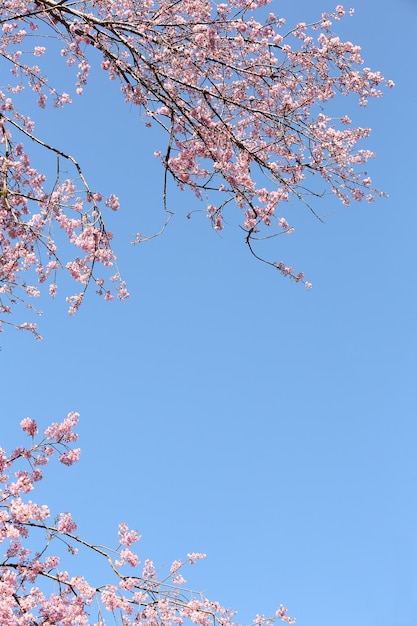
[2,1,417,625]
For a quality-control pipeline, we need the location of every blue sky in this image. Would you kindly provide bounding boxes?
[1,1,417,625]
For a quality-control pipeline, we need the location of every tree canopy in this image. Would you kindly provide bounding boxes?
[0,0,392,337]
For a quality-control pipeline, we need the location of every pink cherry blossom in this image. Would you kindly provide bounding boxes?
[188,552,207,565]
[20,417,38,436]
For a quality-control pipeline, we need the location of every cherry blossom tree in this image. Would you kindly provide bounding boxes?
[0,0,393,338]
[0,412,296,625]
[0,2,394,622]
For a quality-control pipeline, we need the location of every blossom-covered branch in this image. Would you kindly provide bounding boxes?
[0,414,295,625]
[0,0,393,335]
